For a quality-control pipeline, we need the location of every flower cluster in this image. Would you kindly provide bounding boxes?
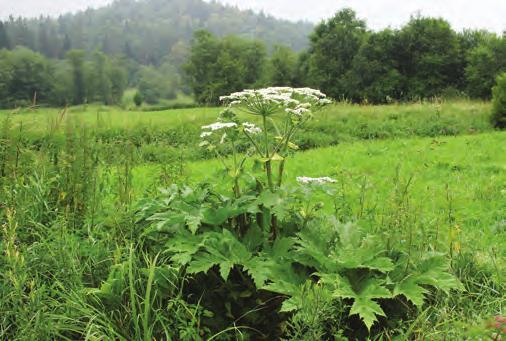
[199,121,238,147]
[296,176,337,185]
[201,122,238,131]
[242,122,262,135]
[220,87,331,117]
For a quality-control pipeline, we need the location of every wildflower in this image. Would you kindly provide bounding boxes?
[286,107,311,117]
[200,131,212,138]
[201,122,237,131]
[242,122,262,135]
[220,87,331,116]
[296,176,337,184]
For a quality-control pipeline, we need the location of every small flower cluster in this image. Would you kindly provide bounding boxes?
[285,103,311,117]
[296,176,337,185]
[242,122,262,135]
[199,121,238,147]
[201,122,237,131]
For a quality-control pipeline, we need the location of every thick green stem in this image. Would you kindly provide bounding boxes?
[277,160,285,187]
[262,114,274,192]
[261,114,277,240]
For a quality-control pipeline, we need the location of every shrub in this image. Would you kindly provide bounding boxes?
[491,72,506,129]
[133,91,144,107]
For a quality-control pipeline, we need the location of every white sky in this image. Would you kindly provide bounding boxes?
[0,0,504,33]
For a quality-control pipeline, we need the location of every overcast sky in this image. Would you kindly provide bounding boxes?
[0,0,504,33]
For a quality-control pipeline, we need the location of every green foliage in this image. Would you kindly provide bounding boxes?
[133,91,144,107]
[184,30,267,104]
[306,8,367,100]
[269,45,298,86]
[0,0,312,64]
[396,16,463,99]
[137,65,178,105]
[0,48,128,108]
[0,47,52,107]
[466,34,506,99]
[66,49,86,105]
[348,29,404,103]
[491,72,506,129]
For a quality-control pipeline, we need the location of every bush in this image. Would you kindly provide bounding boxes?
[491,72,506,129]
[133,91,144,107]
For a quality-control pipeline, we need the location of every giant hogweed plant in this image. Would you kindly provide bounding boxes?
[138,87,462,338]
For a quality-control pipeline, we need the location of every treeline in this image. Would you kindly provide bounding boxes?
[0,0,311,65]
[0,45,192,108]
[186,9,506,104]
[0,47,129,107]
[1,8,505,108]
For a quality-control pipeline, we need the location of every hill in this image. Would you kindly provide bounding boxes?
[0,0,313,64]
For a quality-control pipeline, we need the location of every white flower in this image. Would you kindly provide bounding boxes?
[296,176,337,184]
[220,87,331,115]
[201,122,237,131]
[242,122,262,135]
[286,107,311,117]
[200,131,212,138]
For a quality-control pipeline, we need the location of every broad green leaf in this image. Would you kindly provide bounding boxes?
[393,277,428,308]
[320,273,355,299]
[243,257,273,288]
[186,214,202,235]
[349,297,386,331]
[219,261,234,280]
[416,254,464,293]
[186,256,216,275]
[338,278,391,331]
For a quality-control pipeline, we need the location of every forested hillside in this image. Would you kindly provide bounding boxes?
[0,4,504,109]
[0,0,313,64]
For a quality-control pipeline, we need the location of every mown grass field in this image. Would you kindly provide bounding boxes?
[0,100,505,339]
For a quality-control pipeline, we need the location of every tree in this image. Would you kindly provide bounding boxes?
[0,47,52,107]
[49,59,74,106]
[306,8,367,100]
[90,51,113,104]
[110,59,128,104]
[138,65,178,104]
[465,34,506,99]
[0,21,10,49]
[133,91,143,107]
[184,30,268,104]
[348,29,404,103]
[491,72,506,129]
[66,49,87,104]
[184,30,220,104]
[62,34,72,54]
[0,50,13,106]
[396,16,462,99]
[269,44,298,86]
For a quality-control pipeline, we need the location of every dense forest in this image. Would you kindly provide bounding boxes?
[0,1,505,108]
[0,0,312,63]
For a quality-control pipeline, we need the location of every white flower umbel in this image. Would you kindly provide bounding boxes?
[220,87,331,117]
[201,122,238,131]
[242,122,262,135]
[296,176,337,185]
